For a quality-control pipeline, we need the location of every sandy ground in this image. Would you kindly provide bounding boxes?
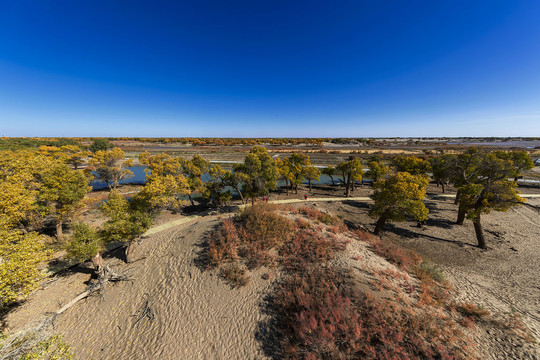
[4,184,540,359]
[322,197,540,359]
[6,215,275,360]
[57,216,276,360]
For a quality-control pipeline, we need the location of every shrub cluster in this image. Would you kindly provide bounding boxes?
[354,230,421,271]
[274,265,472,360]
[207,204,478,359]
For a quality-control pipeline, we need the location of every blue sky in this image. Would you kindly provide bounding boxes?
[1,1,539,137]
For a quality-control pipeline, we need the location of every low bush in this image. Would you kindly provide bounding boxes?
[456,303,489,320]
[274,265,472,360]
[220,263,250,288]
[236,204,294,249]
[355,230,421,271]
[207,219,239,267]
[280,230,348,270]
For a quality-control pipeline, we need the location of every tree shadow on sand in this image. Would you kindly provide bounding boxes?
[255,292,284,360]
[382,223,476,248]
[192,223,221,272]
[342,200,371,210]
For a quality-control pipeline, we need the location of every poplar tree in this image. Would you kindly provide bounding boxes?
[234,146,277,205]
[303,166,320,191]
[391,156,431,175]
[90,148,133,190]
[369,172,429,235]
[337,156,363,197]
[452,148,524,248]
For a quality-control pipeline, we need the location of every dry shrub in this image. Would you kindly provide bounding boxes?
[355,230,421,271]
[298,207,345,228]
[220,263,250,288]
[295,218,312,229]
[502,312,536,343]
[237,204,294,249]
[456,302,489,320]
[280,230,348,270]
[207,219,239,267]
[274,266,472,360]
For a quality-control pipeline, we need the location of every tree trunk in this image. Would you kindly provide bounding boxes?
[91,252,104,270]
[308,179,312,191]
[374,215,387,235]
[329,175,335,186]
[251,197,255,206]
[188,193,195,206]
[56,221,63,239]
[473,217,486,249]
[126,241,137,263]
[234,186,244,204]
[454,189,460,205]
[441,182,445,194]
[345,175,351,197]
[456,206,466,225]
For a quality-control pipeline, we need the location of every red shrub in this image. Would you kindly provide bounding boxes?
[208,219,240,267]
[355,230,421,271]
[274,266,473,360]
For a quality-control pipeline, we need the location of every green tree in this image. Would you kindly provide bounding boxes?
[200,165,233,207]
[321,166,337,186]
[303,166,320,191]
[453,148,524,248]
[430,154,456,193]
[89,138,113,153]
[337,156,363,197]
[365,160,390,184]
[391,156,431,175]
[100,191,153,263]
[493,150,534,182]
[90,148,133,190]
[37,161,91,238]
[234,146,278,205]
[65,223,104,269]
[369,172,429,235]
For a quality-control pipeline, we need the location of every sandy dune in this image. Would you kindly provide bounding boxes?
[53,216,273,360]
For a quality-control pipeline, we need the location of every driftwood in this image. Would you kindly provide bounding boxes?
[132,293,154,326]
[55,265,131,316]
[1,265,132,358]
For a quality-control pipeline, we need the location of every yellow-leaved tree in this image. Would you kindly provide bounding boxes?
[89,148,133,190]
[369,172,429,235]
[0,221,49,309]
[337,156,363,197]
[138,152,190,211]
[37,161,92,238]
[0,150,51,309]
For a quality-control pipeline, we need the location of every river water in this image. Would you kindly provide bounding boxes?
[91,165,367,190]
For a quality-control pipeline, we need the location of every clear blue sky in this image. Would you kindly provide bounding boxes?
[1,1,539,137]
